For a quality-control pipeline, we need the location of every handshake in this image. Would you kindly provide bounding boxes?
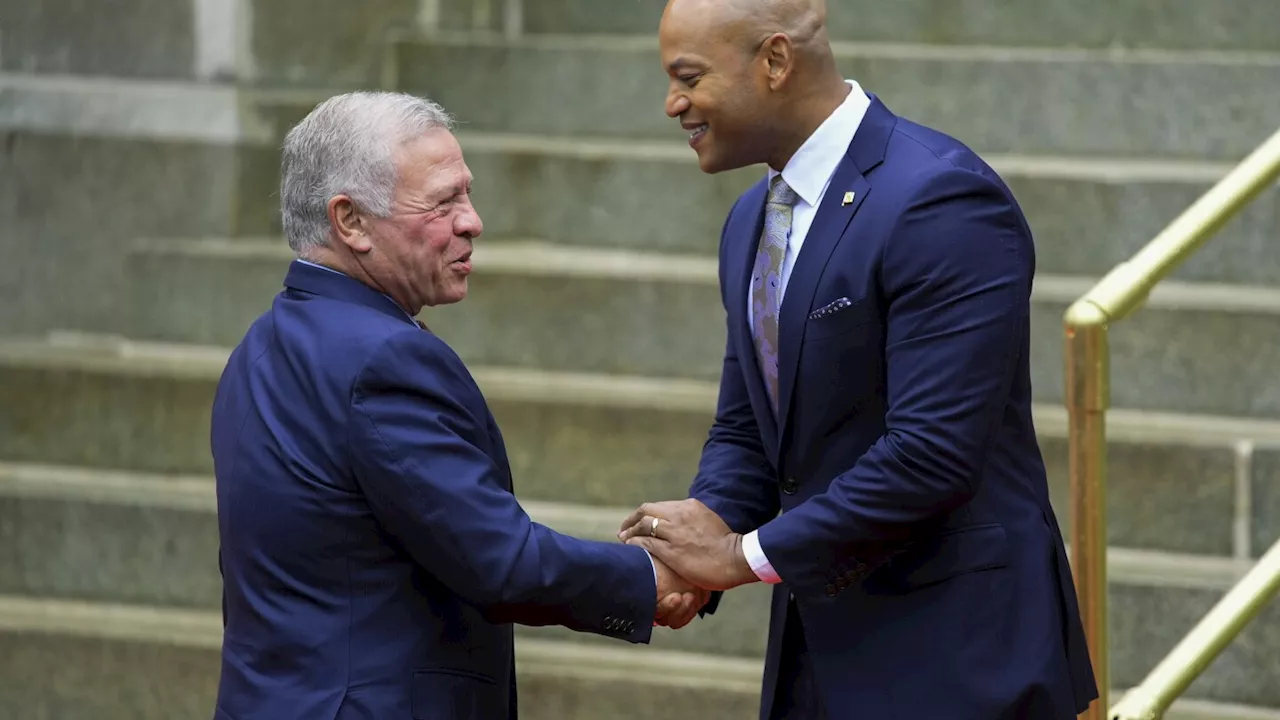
[616,498,760,630]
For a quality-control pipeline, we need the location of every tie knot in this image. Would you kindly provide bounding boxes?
[768,175,797,207]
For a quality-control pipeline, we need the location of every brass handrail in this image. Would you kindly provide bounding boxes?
[1063,125,1280,720]
[1110,538,1280,720]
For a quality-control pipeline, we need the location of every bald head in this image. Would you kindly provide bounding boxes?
[661,0,831,65]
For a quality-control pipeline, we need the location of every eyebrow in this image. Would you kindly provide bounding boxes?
[667,57,704,73]
[427,178,471,203]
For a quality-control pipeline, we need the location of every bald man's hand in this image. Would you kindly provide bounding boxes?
[621,499,758,592]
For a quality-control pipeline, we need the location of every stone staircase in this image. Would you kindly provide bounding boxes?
[3,1,1280,718]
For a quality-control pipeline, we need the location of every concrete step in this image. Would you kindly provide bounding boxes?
[447,137,1280,289]
[244,0,418,87]
[8,0,1278,87]
[0,0,431,86]
[3,332,1280,557]
[387,33,1280,160]
[2,464,1280,708]
[513,0,1280,52]
[0,73,284,336]
[4,70,1278,339]
[123,238,1280,419]
[0,461,765,658]
[0,594,761,720]
[0,0,201,80]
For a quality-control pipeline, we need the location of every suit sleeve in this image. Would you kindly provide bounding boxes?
[688,320,783,535]
[755,167,1029,599]
[348,330,657,643]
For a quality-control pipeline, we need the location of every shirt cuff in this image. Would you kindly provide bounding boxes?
[743,530,782,584]
[644,549,659,626]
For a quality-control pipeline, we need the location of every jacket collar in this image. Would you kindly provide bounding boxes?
[283,259,418,326]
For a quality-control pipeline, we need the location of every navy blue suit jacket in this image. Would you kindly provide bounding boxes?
[693,96,1099,718]
[210,262,656,720]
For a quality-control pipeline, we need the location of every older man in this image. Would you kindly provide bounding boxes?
[621,0,1098,718]
[210,91,702,720]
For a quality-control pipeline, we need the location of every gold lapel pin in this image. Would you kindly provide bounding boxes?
[841,191,855,206]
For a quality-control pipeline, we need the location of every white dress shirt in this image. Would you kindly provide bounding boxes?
[740,80,871,585]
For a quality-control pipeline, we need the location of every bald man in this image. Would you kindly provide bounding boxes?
[620,1,1099,718]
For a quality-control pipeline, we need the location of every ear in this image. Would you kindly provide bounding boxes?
[760,33,795,90]
[327,195,373,254]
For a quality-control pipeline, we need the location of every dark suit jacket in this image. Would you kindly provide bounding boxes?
[210,261,656,720]
[693,95,1099,719]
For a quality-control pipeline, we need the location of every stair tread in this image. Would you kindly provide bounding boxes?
[0,459,1262,591]
[1,69,1270,184]
[4,331,1280,447]
[2,592,1280,717]
[0,593,761,690]
[393,30,1280,66]
[127,236,1280,316]
[445,132,1260,183]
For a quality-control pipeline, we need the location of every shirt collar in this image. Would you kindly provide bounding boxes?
[296,258,343,276]
[767,79,871,208]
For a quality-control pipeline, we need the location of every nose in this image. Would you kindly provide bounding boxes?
[666,87,690,119]
[457,201,483,240]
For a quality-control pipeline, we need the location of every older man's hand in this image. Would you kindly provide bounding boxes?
[652,557,711,629]
[620,499,758,592]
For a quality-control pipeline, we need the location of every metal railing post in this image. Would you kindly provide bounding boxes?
[1055,126,1280,719]
[1065,300,1111,720]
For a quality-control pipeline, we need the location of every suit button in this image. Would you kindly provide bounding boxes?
[781,478,799,495]
[826,584,838,597]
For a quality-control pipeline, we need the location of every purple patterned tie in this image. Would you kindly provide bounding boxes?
[750,175,797,416]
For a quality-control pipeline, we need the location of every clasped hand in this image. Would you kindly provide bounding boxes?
[619,498,758,630]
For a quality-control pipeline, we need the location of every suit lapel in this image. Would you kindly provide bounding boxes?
[775,95,896,451]
[727,183,781,459]
[774,167,869,445]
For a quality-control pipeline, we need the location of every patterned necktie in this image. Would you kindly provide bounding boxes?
[750,175,797,416]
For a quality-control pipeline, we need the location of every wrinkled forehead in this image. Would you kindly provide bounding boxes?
[393,130,472,193]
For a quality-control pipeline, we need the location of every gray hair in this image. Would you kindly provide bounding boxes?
[280,91,456,254]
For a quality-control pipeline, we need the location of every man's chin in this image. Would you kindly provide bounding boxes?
[696,153,726,175]
[441,280,469,305]
[695,149,747,175]
[420,282,468,309]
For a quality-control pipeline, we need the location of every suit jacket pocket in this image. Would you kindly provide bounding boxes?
[412,668,502,720]
[803,297,874,342]
[866,523,1009,594]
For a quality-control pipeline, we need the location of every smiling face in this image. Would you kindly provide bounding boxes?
[334,128,483,312]
[659,1,783,173]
